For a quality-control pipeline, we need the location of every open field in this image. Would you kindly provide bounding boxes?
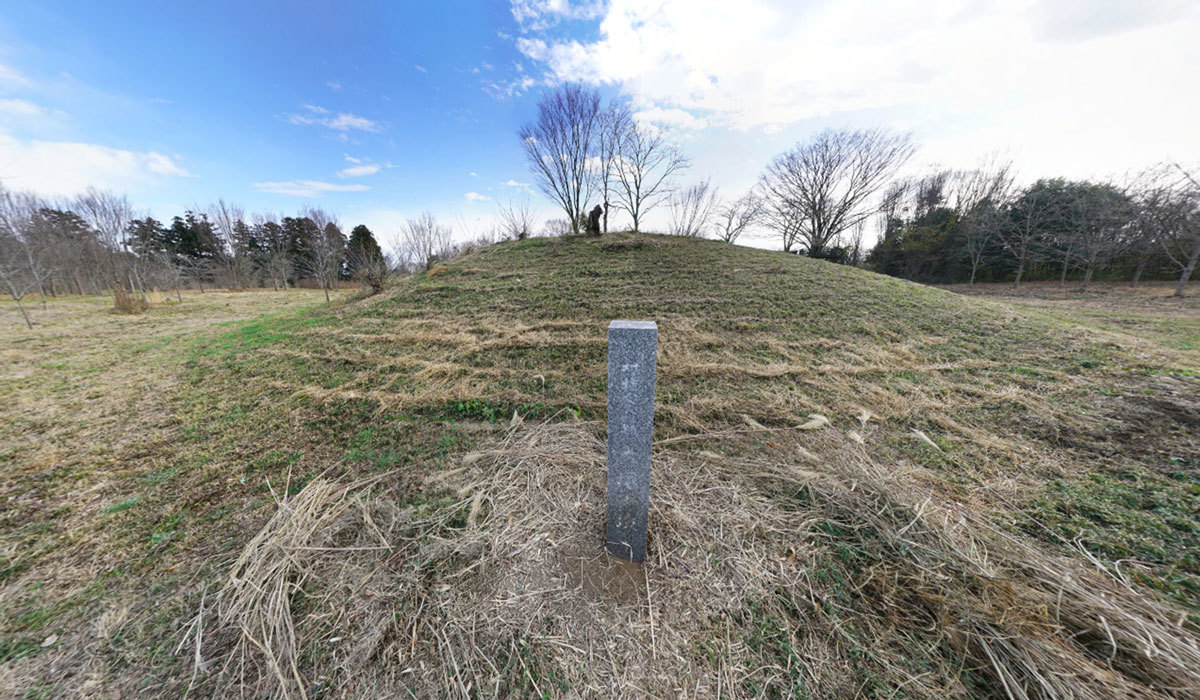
[2,236,1199,698]
[942,282,1199,353]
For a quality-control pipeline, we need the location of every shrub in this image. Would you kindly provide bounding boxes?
[113,287,149,314]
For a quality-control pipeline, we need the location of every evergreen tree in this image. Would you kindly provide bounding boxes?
[281,216,321,283]
[347,224,384,273]
[126,217,169,257]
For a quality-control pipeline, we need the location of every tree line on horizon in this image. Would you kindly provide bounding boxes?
[2,83,1198,328]
[0,186,396,327]
[518,84,1200,297]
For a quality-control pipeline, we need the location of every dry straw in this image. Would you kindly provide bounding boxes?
[190,419,1200,698]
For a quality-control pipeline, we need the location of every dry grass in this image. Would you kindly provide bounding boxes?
[112,287,150,314]
[2,237,1197,698]
[191,418,1200,698]
[0,289,341,696]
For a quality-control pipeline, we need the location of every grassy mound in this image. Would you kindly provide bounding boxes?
[2,234,1197,697]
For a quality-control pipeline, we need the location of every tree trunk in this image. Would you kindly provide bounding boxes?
[1013,260,1025,287]
[603,200,609,234]
[1175,242,1200,298]
[13,295,32,329]
[1059,258,1070,286]
[1132,257,1148,287]
[969,263,978,286]
[323,283,330,302]
[1080,265,1094,291]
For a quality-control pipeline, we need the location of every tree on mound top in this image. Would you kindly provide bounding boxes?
[518,84,604,236]
[759,128,915,257]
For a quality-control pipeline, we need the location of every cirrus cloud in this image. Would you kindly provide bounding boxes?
[338,164,381,178]
[0,98,45,118]
[0,64,29,85]
[286,104,381,133]
[253,179,371,197]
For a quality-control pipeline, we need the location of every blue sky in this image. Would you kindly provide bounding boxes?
[1,0,1198,245]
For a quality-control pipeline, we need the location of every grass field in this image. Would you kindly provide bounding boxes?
[1,235,1198,698]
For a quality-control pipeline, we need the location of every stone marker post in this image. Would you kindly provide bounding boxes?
[605,320,657,562]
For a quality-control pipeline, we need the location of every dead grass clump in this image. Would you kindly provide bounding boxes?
[426,264,451,278]
[112,287,149,314]
[185,419,1200,698]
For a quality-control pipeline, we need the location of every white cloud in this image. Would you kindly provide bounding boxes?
[344,154,363,164]
[511,0,606,31]
[464,191,489,201]
[511,0,1200,178]
[633,106,707,131]
[502,178,529,187]
[253,180,371,197]
[0,98,44,118]
[326,113,378,131]
[326,80,342,90]
[469,171,479,177]
[414,65,428,73]
[0,64,29,85]
[0,134,193,196]
[338,164,381,177]
[143,152,192,177]
[287,105,380,133]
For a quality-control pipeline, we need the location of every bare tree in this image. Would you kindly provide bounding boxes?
[496,196,537,240]
[1152,163,1200,297]
[74,187,133,289]
[759,128,915,257]
[999,180,1062,287]
[210,199,252,288]
[0,226,35,328]
[300,206,337,237]
[714,193,762,244]
[518,84,603,235]
[146,251,184,302]
[178,255,213,293]
[0,187,52,307]
[845,220,867,266]
[668,179,720,237]
[611,120,690,232]
[1126,176,1163,288]
[542,219,573,238]
[762,195,805,253]
[954,156,1014,285]
[1062,182,1136,291]
[401,211,453,269]
[596,103,631,233]
[307,222,345,302]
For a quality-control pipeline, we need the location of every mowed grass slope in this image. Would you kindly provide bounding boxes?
[1,233,1198,697]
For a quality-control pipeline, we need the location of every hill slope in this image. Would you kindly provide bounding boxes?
[2,233,1198,697]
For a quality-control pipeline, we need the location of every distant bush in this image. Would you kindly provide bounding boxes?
[542,219,572,237]
[112,287,149,314]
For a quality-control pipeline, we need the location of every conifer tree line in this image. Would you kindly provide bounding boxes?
[0,183,388,314]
